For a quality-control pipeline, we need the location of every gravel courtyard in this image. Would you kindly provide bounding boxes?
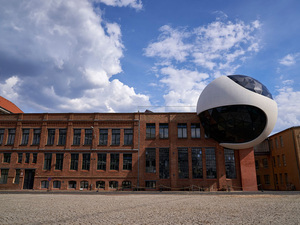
[0,192,299,224]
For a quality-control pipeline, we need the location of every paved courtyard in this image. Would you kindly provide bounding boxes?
[0,191,299,224]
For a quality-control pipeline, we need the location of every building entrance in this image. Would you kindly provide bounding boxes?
[23,169,35,189]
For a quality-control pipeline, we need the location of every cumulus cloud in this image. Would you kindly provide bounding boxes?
[95,0,142,10]
[279,53,299,66]
[274,83,300,132]
[0,0,149,112]
[144,17,261,109]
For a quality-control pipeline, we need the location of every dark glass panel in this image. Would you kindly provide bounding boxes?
[200,105,266,143]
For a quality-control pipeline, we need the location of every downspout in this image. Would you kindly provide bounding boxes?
[137,112,141,189]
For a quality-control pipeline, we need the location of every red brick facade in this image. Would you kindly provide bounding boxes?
[0,112,257,191]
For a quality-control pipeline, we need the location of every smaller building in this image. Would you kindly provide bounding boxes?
[255,126,300,191]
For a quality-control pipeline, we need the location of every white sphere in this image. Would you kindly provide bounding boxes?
[197,75,277,149]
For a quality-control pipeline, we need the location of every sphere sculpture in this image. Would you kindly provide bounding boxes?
[197,75,277,149]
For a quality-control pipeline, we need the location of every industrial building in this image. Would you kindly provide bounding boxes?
[0,105,257,191]
[255,126,300,191]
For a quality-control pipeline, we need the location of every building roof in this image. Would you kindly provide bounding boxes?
[0,96,23,114]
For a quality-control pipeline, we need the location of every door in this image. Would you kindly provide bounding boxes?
[23,169,35,189]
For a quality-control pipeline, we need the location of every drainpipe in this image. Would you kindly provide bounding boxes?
[137,112,141,189]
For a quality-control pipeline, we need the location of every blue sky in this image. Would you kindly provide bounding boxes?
[0,0,300,134]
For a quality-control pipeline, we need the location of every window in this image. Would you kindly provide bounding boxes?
[82,153,90,170]
[192,148,203,179]
[263,158,268,168]
[84,129,93,145]
[264,175,270,185]
[146,123,155,139]
[58,129,67,145]
[3,153,11,163]
[123,154,132,170]
[122,181,132,189]
[70,153,79,170]
[145,181,156,189]
[280,173,283,185]
[32,153,37,164]
[97,153,106,170]
[275,137,279,148]
[159,123,168,139]
[0,169,9,184]
[206,148,217,179]
[25,153,30,163]
[32,129,41,145]
[80,181,89,189]
[18,153,23,163]
[69,181,76,189]
[178,148,189,179]
[109,181,118,189]
[96,181,105,189]
[146,148,156,173]
[273,156,276,167]
[255,160,259,170]
[7,129,15,145]
[43,153,52,170]
[159,148,169,179]
[282,154,286,166]
[55,153,64,170]
[177,123,187,138]
[53,180,61,189]
[124,129,133,145]
[285,173,288,184]
[0,129,4,145]
[191,123,201,138]
[110,153,119,170]
[111,129,120,145]
[275,174,278,185]
[73,129,81,145]
[279,136,284,147]
[14,169,20,184]
[47,129,55,145]
[269,139,274,150]
[99,129,108,145]
[224,149,236,179]
[21,129,30,145]
[41,180,49,189]
[277,155,281,167]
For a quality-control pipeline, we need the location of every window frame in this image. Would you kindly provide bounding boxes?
[177,123,187,139]
[159,123,169,139]
[146,123,155,139]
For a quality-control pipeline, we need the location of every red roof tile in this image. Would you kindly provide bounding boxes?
[0,96,23,113]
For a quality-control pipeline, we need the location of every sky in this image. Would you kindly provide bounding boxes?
[0,0,300,134]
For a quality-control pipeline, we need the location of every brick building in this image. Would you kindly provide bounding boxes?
[0,111,257,191]
[255,126,300,191]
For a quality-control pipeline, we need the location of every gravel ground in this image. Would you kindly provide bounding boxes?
[0,191,299,224]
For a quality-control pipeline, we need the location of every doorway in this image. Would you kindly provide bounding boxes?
[23,169,35,189]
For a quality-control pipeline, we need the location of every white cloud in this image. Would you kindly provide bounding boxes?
[160,67,209,109]
[0,76,21,103]
[95,0,142,10]
[144,25,193,62]
[144,17,261,109]
[0,0,150,112]
[274,84,300,132]
[279,53,299,66]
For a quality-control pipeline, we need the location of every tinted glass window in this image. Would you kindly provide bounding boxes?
[200,105,266,143]
[228,75,272,99]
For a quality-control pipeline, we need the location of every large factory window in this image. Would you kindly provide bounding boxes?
[159,148,169,179]
[224,149,236,179]
[192,148,203,179]
[146,148,156,173]
[178,148,189,179]
[110,153,119,170]
[205,148,217,179]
